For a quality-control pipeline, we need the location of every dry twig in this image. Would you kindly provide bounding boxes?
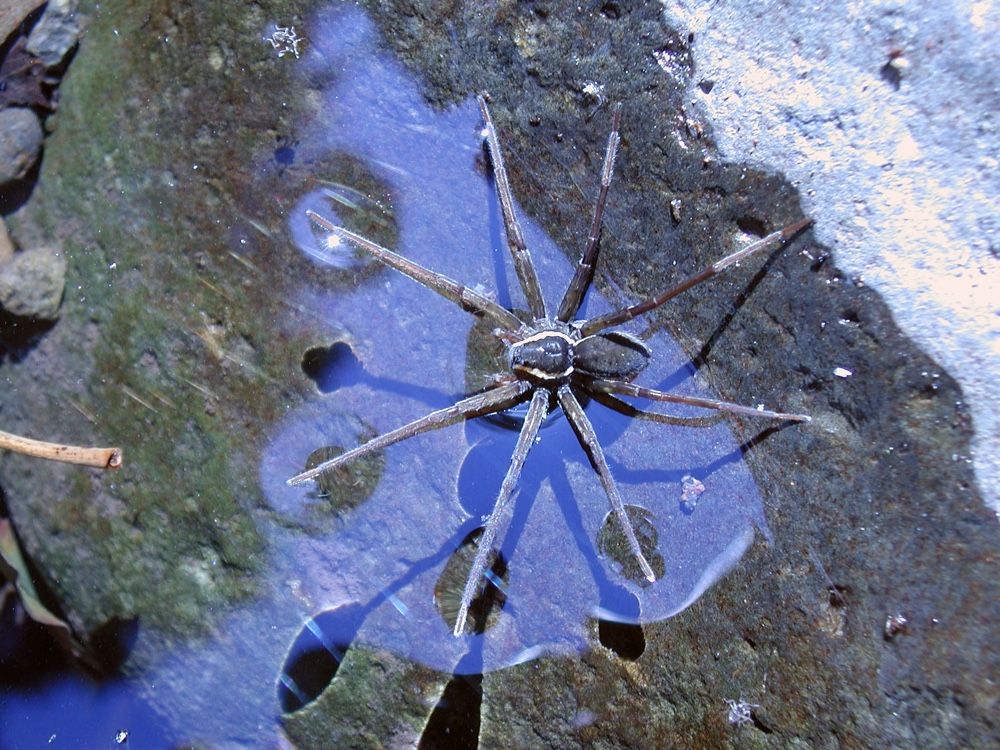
[0,429,122,469]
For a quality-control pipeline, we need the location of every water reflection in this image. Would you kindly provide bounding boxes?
[261,2,770,679]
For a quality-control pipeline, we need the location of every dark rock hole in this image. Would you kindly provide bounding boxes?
[0,310,56,363]
[880,61,902,90]
[809,250,830,271]
[751,713,774,734]
[418,673,483,749]
[599,619,646,660]
[697,79,715,94]
[600,2,622,19]
[87,616,140,675]
[597,585,645,660]
[301,341,363,393]
[736,216,768,238]
[840,308,860,325]
[277,605,366,713]
[828,585,848,608]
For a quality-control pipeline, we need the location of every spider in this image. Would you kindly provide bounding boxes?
[288,95,810,637]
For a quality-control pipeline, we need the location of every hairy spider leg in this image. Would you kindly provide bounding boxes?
[557,384,657,583]
[478,95,548,320]
[590,379,811,423]
[286,381,532,486]
[557,102,623,322]
[580,218,813,336]
[453,388,550,635]
[306,210,523,334]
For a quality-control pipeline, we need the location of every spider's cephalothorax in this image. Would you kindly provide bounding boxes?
[290,95,811,636]
[508,329,577,382]
[508,327,651,385]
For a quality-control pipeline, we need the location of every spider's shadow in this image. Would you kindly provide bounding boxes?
[463,427,648,611]
[483,150,516,313]
[683,242,790,373]
[302,338,466,412]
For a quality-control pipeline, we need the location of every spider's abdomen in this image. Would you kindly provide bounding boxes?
[574,331,651,381]
[510,331,574,381]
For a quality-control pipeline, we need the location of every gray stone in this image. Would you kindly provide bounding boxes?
[0,107,43,184]
[0,1,45,49]
[0,246,66,319]
[26,0,79,67]
[0,218,14,264]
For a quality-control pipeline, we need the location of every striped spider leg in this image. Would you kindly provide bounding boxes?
[289,95,810,637]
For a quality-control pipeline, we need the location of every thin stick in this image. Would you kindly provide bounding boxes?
[287,381,532,486]
[307,211,524,334]
[580,218,812,336]
[478,95,548,320]
[557,385,656,582]
[0,430,122,469]
[453,388,549,636]
[557,103,622,322]
[591,379,811,422]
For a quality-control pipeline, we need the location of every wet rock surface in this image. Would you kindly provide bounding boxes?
[0,0,994,748]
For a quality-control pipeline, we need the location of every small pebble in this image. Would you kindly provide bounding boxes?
[0,108,44,185]
[0,246,67,320]
[884,613,909,640]
[27,0,80,67]
[0,218,15,264]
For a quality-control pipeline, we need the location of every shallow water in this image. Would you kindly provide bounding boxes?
[260,2,770,677]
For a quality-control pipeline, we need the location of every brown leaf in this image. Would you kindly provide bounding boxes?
[0,37,50,109]
[0,517,86,661]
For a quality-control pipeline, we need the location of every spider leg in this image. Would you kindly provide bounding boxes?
[590,378,811,422]
[589,389,725,428]
[477,95,547,320]
[287,381,531,486]
[307,210,523,334]
[556,384,656,583]
[452,388,550,636]
[580,218,812,336]
[557,103,623,322]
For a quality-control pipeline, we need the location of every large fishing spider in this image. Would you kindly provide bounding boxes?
[289,95,810,636]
